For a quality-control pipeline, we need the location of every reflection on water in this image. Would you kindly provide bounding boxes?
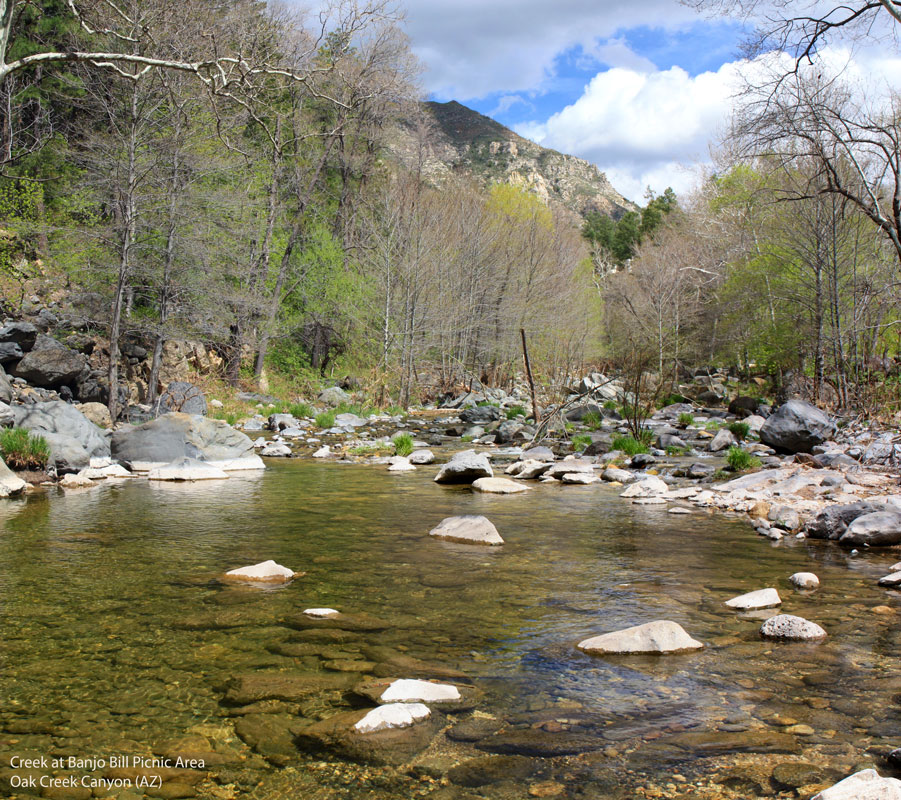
[2,460,901,798]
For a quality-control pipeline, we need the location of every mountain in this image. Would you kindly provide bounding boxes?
[390,100,636,220]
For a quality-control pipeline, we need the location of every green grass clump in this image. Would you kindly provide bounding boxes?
[349,442,386,455]
[287,401,314,419]
[712,468,730,481]
[727,421,750,440]
[461,434,474,442]
[603,400,618,411]
[611,434,649,456]
[384,405,406,416]
[677,412,695,427]
[315,410,336,428]
[705,420,722,432]
[571,434,592,452]
[476,400,500,408]
[393,433,414,457]
[0,428,50,470]
[505,404,527,420]
[582,411,603,430]
[725,445,761,472]
[666,445,689,456]
[211,409,240,426]
[659,393,689,407]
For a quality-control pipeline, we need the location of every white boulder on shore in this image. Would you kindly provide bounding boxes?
[429,515,504,545]
[353,703,430,734]
[222,560,298,584]
[578,620,703,655]
[812,769,901,800]
[725,588,781,610]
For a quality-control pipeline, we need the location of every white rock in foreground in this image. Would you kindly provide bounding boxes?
[619,476,668,498]
[790,572,820,590]
[878,572,901,587]
[725,588,781,610]
[353,703,430,734]
[812,769,901,800]
[312,445,331,458]
[303,608,340,617]
[387,456,416,472]
[578,620,703,655]
[379,679,461,704]
[759,613,826,640]
[472,477,528,494]
[148,457,228,481]
[223,560,297,584]
[429,515,503,545]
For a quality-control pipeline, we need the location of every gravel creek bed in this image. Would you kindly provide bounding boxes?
[2,458,901,800]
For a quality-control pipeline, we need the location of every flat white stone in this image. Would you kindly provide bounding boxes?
[387,456,416,472]
[578,620,703,655]
[353,702,430,734]
[224,559,296,583]
[379,679,461,703]
[790,572,820,589]
[668,507,693,514]
[472,477,528,493]
[891,561,901,572]
[725,588,782,610]
[878,571,901,587]
[303,607,340,617]
[208,455,266,472]
[620,476,668,498]
[429,515,504,545]
[812,769,901,800]
[59,472,95,488]
[632,497,667,505]
[148,458,229,481]
[561,472,600,485]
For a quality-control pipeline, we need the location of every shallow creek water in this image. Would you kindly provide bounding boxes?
[2,459,901,799]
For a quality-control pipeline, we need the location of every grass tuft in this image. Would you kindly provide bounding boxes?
[571,434,592,452]
[726,445,761,472]
[393,432,414,457]
[611,434,649,456]
[0,428,51,470]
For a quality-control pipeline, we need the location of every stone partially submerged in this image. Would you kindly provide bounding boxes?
[472,477,527,494]
[839,512,901,547]
[148,457,228,481]
[354,703,430,733]
[812,769,901,800]
[434,450,493,484]
[429,515,503,545]
[725,588,781,610]
[578,621,703,655]
[759,614,826,641]
[222,560,298,584]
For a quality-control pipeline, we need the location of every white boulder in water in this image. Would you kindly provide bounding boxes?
[223,560,298,584]
[812,769,901,800]
[387,456,416,472]
[303,608,340,617]
[379,679,461,704]
[429,515,504,546]
[725,588,781,610]
[353,703,430,734]
[148,457,228,481]
[472,477,528,493]
[759,614,826,640]
[790,572,820,589]
[578,620,703,654]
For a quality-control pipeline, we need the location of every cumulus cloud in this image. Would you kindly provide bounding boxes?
[399,0,706,99]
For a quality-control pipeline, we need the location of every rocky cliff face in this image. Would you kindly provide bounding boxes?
[390,100,636,220]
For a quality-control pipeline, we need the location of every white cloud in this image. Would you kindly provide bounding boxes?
[399,0,707,99]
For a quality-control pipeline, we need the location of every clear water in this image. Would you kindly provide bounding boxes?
[2,459,900,799]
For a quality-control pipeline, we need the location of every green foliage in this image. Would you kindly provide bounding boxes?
[461,435,474,442]
[603,400,618,411]
[268,339,312,375]
[210,409,240,426]
[582,187,677,265]
[666,445,689,456]
[727,421,750,440]
[287,402,313,419]
[705,420,722,432]
[476,400,500,407]
[582,411,603,430]
[571,434,592,452]
[505,404,527,419]
[315,410,336,428]
[712,468,730,482]
[677,412,695,427]
[611,434,649,456]
[384,405,406,416]
[0,428,50,470]
[393,433,414,457]
[659,392,689,407]
[725,446,761,472]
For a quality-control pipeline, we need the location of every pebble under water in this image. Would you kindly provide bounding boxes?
[2,459,901,799]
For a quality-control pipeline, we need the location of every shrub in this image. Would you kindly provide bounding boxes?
[726,445,761,472]
[603,400,618,411]
[315,410,336,428]
[727,421,750,440]
[505,404,527,420]
[677,412,694,427]
[582,411,603,430]
[571,434,592,452]
[659,393,689,407]
[611,434,649,456]
[393,432,414,457]
[288,402,314,419]
[0,428,50,470]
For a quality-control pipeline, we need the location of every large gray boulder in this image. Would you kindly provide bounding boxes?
[839,512,901,547]
[806,502,886,540]
[759,400,836,454]
[318,386,350,407]
[0,365,11,404]
[157,381,207,415]
[13,346,86,388]
[460,405,503,425]
[111,412,261,471]
[12,401,110,472]
[0,321,38,350]
[0,341,23,364]
[434,449,493,484]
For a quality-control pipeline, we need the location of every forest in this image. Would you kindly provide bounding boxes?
[1,0,900,420]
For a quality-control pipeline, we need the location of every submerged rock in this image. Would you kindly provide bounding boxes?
[223,671,356,705]
[429,515,503,545]
[578,620,703,655]
[790,572,820,590]
[759,614,826,640]
[725,588,781,610]
[352,677,479,710]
